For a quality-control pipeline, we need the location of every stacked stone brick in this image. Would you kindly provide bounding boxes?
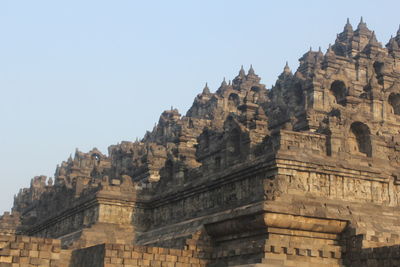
[102,244,208,267]
[0,213,20,236]
[0,235,68,267]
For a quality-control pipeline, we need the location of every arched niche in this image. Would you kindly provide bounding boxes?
[330,80,347,106]
[373,61,384,76]
[228,93,240,110]
[349,122,372,157]
[250,86,261,103]
[389,93,400,115]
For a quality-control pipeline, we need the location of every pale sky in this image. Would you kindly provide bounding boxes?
[1,0,399,213]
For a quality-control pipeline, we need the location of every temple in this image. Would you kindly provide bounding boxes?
[2,19,400,266]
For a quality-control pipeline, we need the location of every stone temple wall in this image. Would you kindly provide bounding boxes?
[0,235,70,267]
[2,19,400,266]
[2,234,400,266]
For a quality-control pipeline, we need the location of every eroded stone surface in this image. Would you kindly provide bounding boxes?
[2,19,400,266]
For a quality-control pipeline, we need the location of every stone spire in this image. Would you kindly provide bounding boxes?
[323,44,336,68]
[221,77,227,87]
[246,64,260,82]
[337,18,354,44]
[279,61,293,80]
[364,31,382,56]
[387,35,400,56]
[217,77,228,92]
[368,31,381,47]
[216,77,229,95]
[316,46,324,58]
[239,65,246,77]
[355,16,371,35]
[358,16,366,28]
[233,65,246,86]
[283,61,291,74]
[343,18,353,33]
[202,83,210,95]
[315,47,323,69]
[248,64,255,76]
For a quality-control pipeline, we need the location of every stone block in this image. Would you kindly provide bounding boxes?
[39,251,51,259]
[29,257,41,265]
[0,256,12,263]
[19,257,28,264]
[150,260,162,267]
[166,255,178,262]
[110,257,122,264]
[0,249,10,256]
[169,249,182,257]
[50,252,60,260]
[143,253,154,260]
[123,258,137,264]
[26,243,38,250]
[29,251,39,258]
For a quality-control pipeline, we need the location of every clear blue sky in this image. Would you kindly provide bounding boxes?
[1,0,399,213]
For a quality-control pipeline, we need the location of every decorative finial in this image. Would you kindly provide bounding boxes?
[283,61,291,74]
[397,24,400,35]
[357,16,369,32]
[202,82,210,94]
[239,65,246,77]
[221,77,227,87]
[343,18,353,32]
[248,64,255,75]
[309,46,312,52]
[318,46,322,53]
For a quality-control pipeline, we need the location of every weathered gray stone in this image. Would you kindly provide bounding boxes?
[2,19,400,266]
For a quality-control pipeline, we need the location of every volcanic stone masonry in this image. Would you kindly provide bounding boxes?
[2,18,400,266]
